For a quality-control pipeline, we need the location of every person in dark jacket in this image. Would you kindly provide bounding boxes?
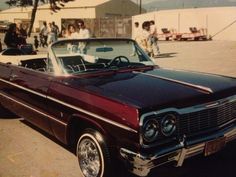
[16,23,27,45]
[4,23,19,48]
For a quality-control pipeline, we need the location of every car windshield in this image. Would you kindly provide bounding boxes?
[51,39,155,74]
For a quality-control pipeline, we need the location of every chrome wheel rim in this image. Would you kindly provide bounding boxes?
[78,138,101,177]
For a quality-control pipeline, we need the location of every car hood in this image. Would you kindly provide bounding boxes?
[72,68,236,112]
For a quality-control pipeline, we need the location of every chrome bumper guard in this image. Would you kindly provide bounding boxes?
[120,125,236,177]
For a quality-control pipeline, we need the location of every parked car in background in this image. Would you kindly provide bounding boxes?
[0,38,236,177]
[0,20,10,33]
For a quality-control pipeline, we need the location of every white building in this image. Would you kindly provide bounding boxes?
[132,7,236,41]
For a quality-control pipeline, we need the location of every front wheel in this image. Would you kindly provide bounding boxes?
[76,129,111,177]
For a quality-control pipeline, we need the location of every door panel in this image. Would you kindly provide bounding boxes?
[3,65,53,133]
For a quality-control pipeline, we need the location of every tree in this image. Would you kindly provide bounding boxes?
[5,0,74,36]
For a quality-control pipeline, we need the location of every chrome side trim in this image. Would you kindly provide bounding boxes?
[0,78,137,133]
[133,71,213,94]
[0,78,47,99]
[0,92,67,126]
[47,96,137,133]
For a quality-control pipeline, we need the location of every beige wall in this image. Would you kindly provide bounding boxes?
[34,7,96,30]
[0,10,31,23]
[133,7,236,41]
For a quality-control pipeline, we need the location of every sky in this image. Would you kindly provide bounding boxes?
[0,1,9,10]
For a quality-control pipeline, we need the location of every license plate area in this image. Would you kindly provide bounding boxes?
[204,137,226,156]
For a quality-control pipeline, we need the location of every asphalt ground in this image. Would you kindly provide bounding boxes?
[1,37,236,177]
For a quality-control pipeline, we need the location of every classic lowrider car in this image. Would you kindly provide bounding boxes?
[0,38,236,177]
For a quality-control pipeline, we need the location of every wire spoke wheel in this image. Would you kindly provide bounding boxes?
[77,129,111,177]
[78,138,101,177]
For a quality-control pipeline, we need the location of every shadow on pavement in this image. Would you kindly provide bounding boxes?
[19,119,71,151]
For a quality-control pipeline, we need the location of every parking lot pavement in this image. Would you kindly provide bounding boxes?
[0,109,82,177]
[1,40,236,177]
[155,40,236,77]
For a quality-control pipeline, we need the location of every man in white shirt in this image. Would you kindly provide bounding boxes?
[149,20,160,57]
[78,21,90,39]
[77,20,90,53]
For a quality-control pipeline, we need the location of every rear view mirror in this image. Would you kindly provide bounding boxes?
[96,47,113,52]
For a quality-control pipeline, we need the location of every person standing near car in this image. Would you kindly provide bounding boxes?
[149,20,160,57]
[138,21,152,55]
[131,22,142,56]
[4,23,19,48]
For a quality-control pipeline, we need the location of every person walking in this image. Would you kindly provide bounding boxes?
[52,21,59,41]
[34,35,39,50]
[47,22,56,44]
[149,20,160,57]
[40,21,48,47]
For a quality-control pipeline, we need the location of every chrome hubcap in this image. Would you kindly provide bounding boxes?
[78,138,101,177]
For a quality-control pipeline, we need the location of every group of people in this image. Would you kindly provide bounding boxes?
[35,20,90,50]
[63,20,90,39]
[62,20,90,54]
[37,21,59,48]
[133,20,160,58]
[4,22,28,48]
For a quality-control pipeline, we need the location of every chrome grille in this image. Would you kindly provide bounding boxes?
[178,101,236,136]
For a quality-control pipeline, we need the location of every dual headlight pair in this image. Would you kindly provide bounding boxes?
[142,114,177,143]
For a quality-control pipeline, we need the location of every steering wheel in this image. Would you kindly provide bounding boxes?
[108,56,130,68]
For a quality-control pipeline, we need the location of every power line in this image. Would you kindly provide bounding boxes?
[211,18,236,38]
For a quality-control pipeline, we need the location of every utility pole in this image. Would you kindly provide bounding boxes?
[139,0,142,14]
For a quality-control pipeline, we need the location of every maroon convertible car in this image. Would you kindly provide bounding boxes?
[0,38,236,177]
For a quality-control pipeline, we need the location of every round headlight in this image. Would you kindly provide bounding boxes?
[161,114,177,136]
[143,119,159,143]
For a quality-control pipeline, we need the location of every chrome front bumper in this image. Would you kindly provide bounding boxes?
[120,124,236,177]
